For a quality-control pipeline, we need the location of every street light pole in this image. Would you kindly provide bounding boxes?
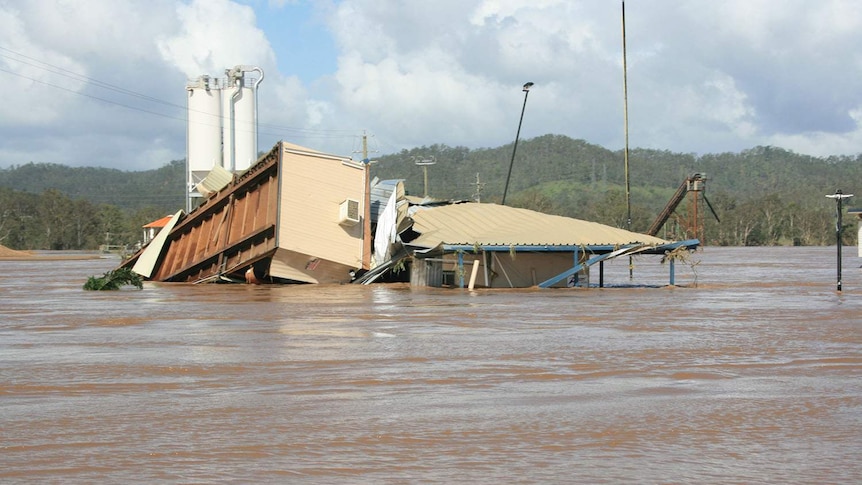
[622,0,631,232]
[826,189,854,291]
[414,157,436,198]
[622,1,633,279]
[502,82,534,206]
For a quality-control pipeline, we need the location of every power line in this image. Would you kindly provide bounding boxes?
[0,46,362,142]
[0,66,188,123]
[0,47,185,110]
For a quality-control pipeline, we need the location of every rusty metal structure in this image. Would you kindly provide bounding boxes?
[152,151,279,282]
[124,142,368,284]
[647,173,719,241]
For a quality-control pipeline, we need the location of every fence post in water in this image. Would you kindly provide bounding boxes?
[468,260,480,290]
[669,258,675,286]
[457,252,465,288]
[572,247,580,287]
[826,190,854,292]
[599,261,605,288]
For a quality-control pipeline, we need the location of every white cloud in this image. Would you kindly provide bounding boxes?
[332,50,508,148]
[157,0,277,78]
[202,0,862,158]
[4,0,175,61]
[768,105,862,157]
[0,5,89,124]
[2,0,862,172]
[322,0,627,152]
[0,0,187,169]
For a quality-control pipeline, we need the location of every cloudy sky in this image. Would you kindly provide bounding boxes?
[1,0,861,171]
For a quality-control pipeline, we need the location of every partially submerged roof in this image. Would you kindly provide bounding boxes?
[407,202,667,250]
[142,215,175,229]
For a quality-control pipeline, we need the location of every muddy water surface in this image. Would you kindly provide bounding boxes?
[1,247,860,483]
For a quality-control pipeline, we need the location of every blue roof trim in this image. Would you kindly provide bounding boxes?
[441,239,699,254]
[538,245,641,288]
[443,244,624,252]
[654,239,700,252]
[534,239,700,288]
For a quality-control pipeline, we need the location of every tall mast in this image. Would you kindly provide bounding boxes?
[361,131,372,270]
[622,1,632,231]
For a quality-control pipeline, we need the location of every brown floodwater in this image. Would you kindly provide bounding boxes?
[1,246,860,483]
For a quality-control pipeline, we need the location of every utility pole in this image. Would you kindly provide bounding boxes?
[826,189,853,291]
[622,1,632,231]
[472,173,485,203]
[622,1,633,279]
[361,132,372,270]
[413,156,436,197]
[502,82,534,206]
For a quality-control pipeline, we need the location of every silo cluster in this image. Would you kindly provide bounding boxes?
[186,65,263,208]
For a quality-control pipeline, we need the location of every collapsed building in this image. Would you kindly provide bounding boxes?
[122,64,698,288]
[122,140,698,288]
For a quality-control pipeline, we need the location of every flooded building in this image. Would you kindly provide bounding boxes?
[141,215,174,245]
[125,142,367,284]
[123,140,698,288]
[362,199,697,288]
[120,61,698,288]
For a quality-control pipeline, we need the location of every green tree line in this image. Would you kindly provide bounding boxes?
[0,160,183,250]
[0,187,171,250]
[1,136,859,250]
[370,135,861,246]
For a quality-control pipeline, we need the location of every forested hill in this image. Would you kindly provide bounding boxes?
[0,160,185,251]
[370,134,861,246]
[0,134,860,249]
[371,134,861,206]
[0,159,185,211]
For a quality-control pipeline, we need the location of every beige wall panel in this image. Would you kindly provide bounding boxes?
[269,248,356,284]
[277,146,365,269]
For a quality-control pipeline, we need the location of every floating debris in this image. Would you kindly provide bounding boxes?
[83,267,143,291]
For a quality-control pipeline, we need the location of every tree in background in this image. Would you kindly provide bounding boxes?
[0,187,166,251]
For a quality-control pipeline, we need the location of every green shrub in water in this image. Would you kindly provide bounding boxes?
[84,267,143,290]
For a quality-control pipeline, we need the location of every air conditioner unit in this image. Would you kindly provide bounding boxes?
[338,199,360,226]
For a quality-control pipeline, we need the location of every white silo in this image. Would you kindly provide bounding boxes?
[185,66,263,211]
[222,65,263,172]
[186,75,223,204]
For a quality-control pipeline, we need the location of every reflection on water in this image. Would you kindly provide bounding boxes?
[1,247,860,483]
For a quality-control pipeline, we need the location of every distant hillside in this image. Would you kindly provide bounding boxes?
[0,160,185,212]
[370,134,861,205]
[369,134,861,245]
[1,134,859,247]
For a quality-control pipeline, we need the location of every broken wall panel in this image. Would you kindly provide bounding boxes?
[151,148,282,282]
[275,144,367,273]
[123,141,369,285]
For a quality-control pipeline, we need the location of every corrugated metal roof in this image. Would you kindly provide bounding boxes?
[408,202,667,249]
[370,179,403,222]
[195,165,234,196]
